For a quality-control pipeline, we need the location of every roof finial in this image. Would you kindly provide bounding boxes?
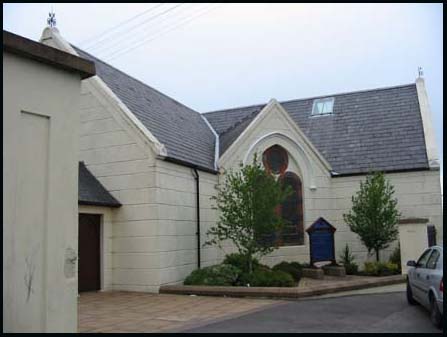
[47,8,56,28]
[418,66,424,78]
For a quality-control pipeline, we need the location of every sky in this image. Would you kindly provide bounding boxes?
[3,3,443,177]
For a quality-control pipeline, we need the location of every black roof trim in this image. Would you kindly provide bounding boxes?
[163,156,219,175]
[78,162,121,208]
[331,167,431,178]
[4,30,95,79]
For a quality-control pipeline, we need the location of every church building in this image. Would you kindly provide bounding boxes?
[40,26,442,294]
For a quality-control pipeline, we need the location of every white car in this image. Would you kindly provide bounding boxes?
[406,245,443,329]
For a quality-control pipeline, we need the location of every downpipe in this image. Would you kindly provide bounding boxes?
[192,168,201,269]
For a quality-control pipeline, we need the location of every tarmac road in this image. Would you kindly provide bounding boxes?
[182,291,442,333]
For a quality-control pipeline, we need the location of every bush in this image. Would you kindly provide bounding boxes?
[184,264,241,286]
[272,261,303,283]
[339,244,359,275]
[363,261,400,276]
[389,243,401,272]
[344,263,359,275]
[223,253,261,273]
[238,269,295,287]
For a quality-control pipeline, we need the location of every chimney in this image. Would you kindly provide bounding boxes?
[415,75,440,169]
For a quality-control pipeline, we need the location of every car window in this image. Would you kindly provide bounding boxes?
[426,249,440,269]
[416,249,432,268]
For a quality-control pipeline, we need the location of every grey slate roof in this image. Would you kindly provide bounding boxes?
[204,84,429,175]
[79,162,121,207]
[73,46,216,172]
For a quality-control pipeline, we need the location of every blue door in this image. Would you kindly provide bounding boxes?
[311,230,334,262]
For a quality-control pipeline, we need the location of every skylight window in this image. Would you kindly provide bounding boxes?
[312,97,334,115]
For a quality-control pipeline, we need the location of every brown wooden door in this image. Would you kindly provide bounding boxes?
[78,214,101,292]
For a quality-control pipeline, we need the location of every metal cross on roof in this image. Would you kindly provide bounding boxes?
[47,11,56,28]
[418,66,424,78]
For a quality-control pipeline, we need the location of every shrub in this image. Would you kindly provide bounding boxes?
[363,261,400,276]
[238,269,295,287]
[272,261,303,283]
[389,243,401,272]
[379,262,400,276]
[183,264,241,286]
[339,244,359,275]
[344,263,359,275]
[223,253,261,274]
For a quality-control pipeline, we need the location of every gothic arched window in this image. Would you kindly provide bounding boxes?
[279,172,304,246]
[261,145,304,246]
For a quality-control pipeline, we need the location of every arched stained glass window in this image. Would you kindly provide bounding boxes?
[279,172,304,246]
[260,145,304,246]
[262,145,288,175]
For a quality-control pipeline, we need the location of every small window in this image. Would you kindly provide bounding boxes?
[312,97,334,115]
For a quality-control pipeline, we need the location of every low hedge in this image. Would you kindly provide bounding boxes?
[272,261,303,283]
[238,269,295,287]
[184,254,306,287]
[183,264,241,286]
[344,263,359,275]
[361,261,400,276]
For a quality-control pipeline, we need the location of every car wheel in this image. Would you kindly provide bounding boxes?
[429,295,442,329]
[406,281,418,305]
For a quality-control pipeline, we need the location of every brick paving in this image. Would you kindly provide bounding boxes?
[78,291,281,333]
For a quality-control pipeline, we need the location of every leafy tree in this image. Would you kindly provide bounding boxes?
[343,172,401,262]
[205,154,292,273]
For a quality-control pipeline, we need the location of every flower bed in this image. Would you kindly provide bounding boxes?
[183,254,303,288]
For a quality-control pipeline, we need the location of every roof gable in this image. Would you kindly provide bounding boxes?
[218,99,332,173]
[204,84,429,175]
[73,46,217,172]
[306,217,336,233]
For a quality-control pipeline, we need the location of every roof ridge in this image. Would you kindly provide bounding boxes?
[220,108,263,136]
[203,102,265,115]
[71,44,202,116]
[203,82,416,115]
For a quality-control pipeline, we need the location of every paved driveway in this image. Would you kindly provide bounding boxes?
[78,291,281,333]
[183,292,442,333]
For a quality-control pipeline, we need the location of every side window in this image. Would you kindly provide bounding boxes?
[426,249,440,270]
[416,249,432,268]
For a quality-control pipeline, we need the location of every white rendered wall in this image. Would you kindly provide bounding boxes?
[78,80,161,293]
[3,52,82,332]
[155,160,220,286]
[331,169,442,264]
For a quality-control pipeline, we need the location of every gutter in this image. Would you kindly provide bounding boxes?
[163,156,218,175]
[330,167,432,178]
[192,168,201,269]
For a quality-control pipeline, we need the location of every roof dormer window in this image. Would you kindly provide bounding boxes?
[312,97,334,115]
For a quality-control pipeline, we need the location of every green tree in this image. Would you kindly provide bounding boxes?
[205,154,291,273]
[343,172,401,262]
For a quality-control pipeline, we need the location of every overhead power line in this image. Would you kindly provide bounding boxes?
[79,3,165,48]
[105,4,222,62]
[86,3,185,53]
[95,3,213,58]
